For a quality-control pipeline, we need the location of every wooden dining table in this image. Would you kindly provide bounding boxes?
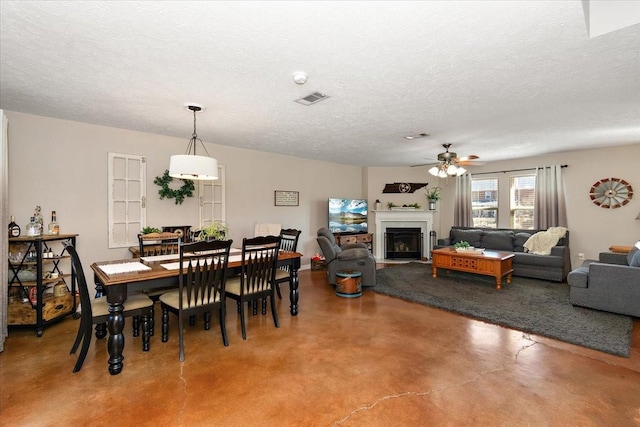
[91,250,302,375]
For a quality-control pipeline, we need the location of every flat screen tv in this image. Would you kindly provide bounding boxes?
[328,198,368,234]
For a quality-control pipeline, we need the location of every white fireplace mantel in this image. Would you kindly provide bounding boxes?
[372,210,434,260]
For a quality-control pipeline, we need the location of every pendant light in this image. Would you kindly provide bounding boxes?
[169,105,218,180]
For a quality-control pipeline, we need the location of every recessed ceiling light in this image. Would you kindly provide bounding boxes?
[403,133,429,140]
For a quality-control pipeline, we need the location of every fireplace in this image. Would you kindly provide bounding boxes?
[385,228,423,259]
[372,210,434,260]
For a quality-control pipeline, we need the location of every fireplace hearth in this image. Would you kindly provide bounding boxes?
[385,227,423,260]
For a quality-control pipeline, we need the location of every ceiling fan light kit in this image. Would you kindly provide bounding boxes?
[427,143,474,177]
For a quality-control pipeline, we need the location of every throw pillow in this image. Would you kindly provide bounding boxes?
[630,249,640,267]
[627,247,639,266]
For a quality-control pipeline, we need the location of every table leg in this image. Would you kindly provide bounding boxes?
[506,273,512,284]
[106,284,127,375]
[495,276,503,290]
[432,265,437,278]
[289,269,299,316]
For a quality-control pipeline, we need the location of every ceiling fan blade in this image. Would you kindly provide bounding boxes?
[454,155,480,162]
[410,163,436,168]
[456,160,486,166]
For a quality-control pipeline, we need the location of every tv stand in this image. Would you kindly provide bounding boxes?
[333,232,373,252]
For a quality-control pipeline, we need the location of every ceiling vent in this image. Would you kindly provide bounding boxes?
[294,92,330,106]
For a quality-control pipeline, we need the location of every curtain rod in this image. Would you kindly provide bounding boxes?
[471,164,568,176]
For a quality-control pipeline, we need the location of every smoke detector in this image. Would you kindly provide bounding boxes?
[293,72,308,85]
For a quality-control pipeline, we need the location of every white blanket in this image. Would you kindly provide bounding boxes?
[523,227,568,255]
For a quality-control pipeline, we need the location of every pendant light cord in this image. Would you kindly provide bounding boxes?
[185,106,212,157]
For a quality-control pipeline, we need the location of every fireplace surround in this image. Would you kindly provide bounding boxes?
[373,210,434,260]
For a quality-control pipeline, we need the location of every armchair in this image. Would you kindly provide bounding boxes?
[316,227,376,287]
[568,247,640,317]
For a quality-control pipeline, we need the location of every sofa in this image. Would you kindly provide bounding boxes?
[435,227,571,282]
[316,227,376,287]
[567,247,640,317]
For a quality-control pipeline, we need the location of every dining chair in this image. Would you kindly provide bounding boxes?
[225,235,281,340]
[64,242,154,373]
[274,228,301,299]
[159,239,233,361]
[137,232,182,333]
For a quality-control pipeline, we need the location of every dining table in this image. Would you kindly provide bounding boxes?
[90,249,302,375]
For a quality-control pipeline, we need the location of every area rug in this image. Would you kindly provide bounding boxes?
[372,262,633,357]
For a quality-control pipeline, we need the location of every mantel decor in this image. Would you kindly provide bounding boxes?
[154,169,195,205]
[274,190,299,206]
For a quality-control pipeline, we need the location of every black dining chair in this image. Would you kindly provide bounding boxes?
[274,228,301,299]
[159,239,233,361]
[65,242,154,373]
[137,232,182,333]
[225,235,281,340]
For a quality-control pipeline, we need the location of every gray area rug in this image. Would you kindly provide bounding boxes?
[372,262,633,357]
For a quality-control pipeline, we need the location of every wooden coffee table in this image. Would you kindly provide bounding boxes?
[431,247,514,290]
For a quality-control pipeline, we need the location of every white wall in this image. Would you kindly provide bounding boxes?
[366,144,640,269]
[5,111,364,272]
[7,111,640,275]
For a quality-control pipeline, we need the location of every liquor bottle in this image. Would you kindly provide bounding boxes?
[26,217,41,237]
[33,206,44,235]
[8,215,20,237]
[48,211,59,235]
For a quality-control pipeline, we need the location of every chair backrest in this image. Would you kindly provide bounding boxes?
[179,239,233,309]
[63,242,92,319]
[138,232,181,257]
[279,228,301,252]
[240,235,281,295]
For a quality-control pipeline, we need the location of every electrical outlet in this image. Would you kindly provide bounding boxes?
[578,253,585,260]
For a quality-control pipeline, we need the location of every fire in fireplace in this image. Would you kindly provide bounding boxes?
[385,227,423,260]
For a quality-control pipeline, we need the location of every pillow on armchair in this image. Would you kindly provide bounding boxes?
[628,247,640,267]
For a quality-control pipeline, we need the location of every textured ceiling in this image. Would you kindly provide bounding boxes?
[1,1,639,167]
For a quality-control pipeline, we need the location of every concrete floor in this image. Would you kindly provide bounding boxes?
[1,266,639,426]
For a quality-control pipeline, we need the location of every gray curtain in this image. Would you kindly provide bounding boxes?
[534,165,567,229]
[454,173,473,227]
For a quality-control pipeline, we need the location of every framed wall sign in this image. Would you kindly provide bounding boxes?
[274,190,299,206]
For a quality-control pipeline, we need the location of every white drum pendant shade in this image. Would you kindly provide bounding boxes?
[169,154,218,180]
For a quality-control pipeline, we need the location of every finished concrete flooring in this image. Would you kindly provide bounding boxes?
[1,266,639,426]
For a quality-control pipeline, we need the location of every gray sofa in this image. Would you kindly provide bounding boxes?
[436,226,571,282]
[567,248,640,317]
[316,227,376,287]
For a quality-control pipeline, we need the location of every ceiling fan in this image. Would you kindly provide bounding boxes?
[412,143,484,177]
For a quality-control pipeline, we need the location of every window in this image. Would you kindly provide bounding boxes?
[510,175,536,229]
[108,153,146,248]
[199,165,226,227]
[472,178,498,228]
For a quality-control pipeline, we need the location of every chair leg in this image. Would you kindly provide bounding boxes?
[178,311,185,362]
[275,282,282,299]
[142,312,150,352]
[219,305,229,346]
[204,312,211,330]
[149,303,155,336]
[262,298,267,315]
[132,315,140,337]
[70,317,86,354]
[239,303,247,340]
[161,307,169,342]
[73,318,93,373]
[270,294,280,328]
[252,300,258,315]
[189,314,195,326]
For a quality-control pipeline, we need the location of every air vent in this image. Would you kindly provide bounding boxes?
[294,92,330,106]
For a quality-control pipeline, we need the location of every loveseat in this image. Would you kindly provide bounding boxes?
[567,247,640,317]
[316,227,376,287]
[435,227,571,282]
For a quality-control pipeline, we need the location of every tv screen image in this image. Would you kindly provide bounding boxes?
[328,198,368,233]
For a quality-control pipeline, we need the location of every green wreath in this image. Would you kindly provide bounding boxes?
[154,170,195,205]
